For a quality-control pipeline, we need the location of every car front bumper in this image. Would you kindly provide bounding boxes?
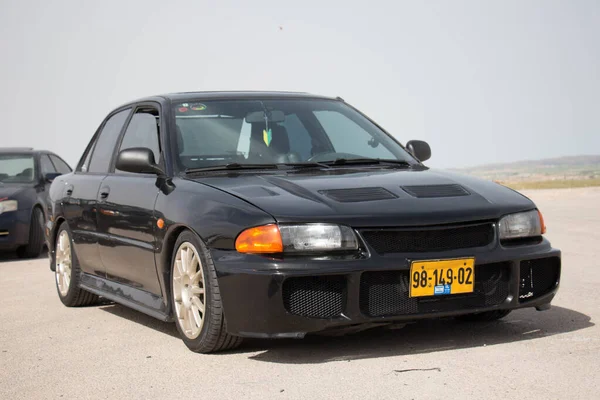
[0,209,30,250]
[212,238,561,338]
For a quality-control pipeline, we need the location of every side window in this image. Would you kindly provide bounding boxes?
[314,111,395,159]
[78,139,95,173]
[40,154,56,175]
[88,109,131,173]
[49,155,72,174]
[116,108,160,171]
[281,114,312,160]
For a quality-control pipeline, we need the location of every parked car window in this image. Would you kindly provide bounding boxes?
[116,109,161,173]
[171,100,411,169]
[40,154,56,175]
[49,155,72,174]
[0,154,35,183]
[88,109,131,173]
[281,114,313,161]
[78,139,96,173]
[313,110,396,159]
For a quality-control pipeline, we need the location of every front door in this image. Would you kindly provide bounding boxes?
[62,108,132,276]
[96,105,163,295]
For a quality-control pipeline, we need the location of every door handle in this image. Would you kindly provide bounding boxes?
[65,185,74,197]
[99,186,110,200]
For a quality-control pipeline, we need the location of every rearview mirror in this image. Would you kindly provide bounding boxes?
[44,172,61,183]
[245,110,285,123]
[406,140,431,162]
[116,148,164,175]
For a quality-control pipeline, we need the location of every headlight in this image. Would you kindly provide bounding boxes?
[0,200,18,215]
[499,210,545,240]
[235,223,358,254]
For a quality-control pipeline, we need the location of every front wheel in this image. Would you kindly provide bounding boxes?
[171,230,242,353]
[456,310,512,322]
[17,208,45,258]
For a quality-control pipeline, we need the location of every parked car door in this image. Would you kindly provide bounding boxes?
[96,104,163,295]
[62,108,131,276]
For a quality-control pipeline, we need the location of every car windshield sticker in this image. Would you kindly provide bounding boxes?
[263,128,272,147]
[191,103,206,111]
[178,106,188,112]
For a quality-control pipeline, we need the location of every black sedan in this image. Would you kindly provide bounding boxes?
[47,92,561,353]
[0,148,72,258]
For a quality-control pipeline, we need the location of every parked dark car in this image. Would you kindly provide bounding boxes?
[0,148,72,258]
[47,92,561,353]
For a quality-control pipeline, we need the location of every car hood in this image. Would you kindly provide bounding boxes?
[0,185,27,199]
[190,168,535,227]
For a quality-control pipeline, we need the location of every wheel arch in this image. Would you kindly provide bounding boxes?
[157,223,208,318]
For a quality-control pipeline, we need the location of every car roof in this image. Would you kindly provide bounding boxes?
[0,148,56,156]
[115,91,340,109]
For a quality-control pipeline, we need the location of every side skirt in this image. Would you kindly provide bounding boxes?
[79,273,173,322]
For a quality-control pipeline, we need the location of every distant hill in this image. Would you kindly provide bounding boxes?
[453,155,600,184]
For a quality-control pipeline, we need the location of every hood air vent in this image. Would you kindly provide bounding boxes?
[319,187,398,203]
[401,184,470,198]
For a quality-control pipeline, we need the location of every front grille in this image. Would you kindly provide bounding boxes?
[360,262,510,317]
[283,276,346,319]
[361,223,495,254]
[519,257,560,301]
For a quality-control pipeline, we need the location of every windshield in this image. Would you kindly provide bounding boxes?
[0,154,35,183]
[170,99,415,170]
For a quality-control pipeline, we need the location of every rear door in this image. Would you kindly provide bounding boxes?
[96,104,163,295]
[62,108,131,276]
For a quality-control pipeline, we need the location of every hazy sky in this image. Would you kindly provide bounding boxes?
[1,0,598,169]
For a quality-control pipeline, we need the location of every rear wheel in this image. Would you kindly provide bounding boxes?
[17,208,45,258]
[171,230,242,353]
[456,310,512,322]
[54,223,99,307]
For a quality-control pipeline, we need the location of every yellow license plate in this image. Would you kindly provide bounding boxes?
[409,258,475,298]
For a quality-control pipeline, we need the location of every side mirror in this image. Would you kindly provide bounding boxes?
[45,172,61,183]
[116,148,163,175]
[406,140,431,162]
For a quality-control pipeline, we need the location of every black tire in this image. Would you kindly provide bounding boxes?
[456,309,512,322]
[171,230,242,353]
[16,208,45,259]
[54,222,99,307]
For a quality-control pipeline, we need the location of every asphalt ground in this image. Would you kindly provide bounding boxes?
[1,187,598,399]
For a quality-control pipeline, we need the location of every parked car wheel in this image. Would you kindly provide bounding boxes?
[16,208,45,258]
[171,230,242,353]
[456,310,512,322]
[54,223,99,307]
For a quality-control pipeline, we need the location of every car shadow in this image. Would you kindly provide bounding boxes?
[241,306,593,364]
[96,302,592,363]
[98,302,180,339]
[0,249,48,263]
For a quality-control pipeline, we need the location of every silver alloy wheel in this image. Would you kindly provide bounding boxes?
[173,242,206,339]
[55,230,72,296]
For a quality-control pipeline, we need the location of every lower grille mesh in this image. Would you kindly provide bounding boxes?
[360,262,510,317]
[519,257,560,301]
[283,276,346,319]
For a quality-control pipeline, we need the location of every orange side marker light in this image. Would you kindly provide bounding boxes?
[538,210,546,234]
[235,224,283,253]
[157,218,165,229]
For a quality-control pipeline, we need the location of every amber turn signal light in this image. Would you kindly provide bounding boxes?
[235,224,283,253]
[538,210,546,234]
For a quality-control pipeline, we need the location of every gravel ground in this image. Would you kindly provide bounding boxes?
[1,187,598,400]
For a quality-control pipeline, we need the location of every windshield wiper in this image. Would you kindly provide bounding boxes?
[321,158,412,168]
[184,163,280,173]
[280,162,332,169]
